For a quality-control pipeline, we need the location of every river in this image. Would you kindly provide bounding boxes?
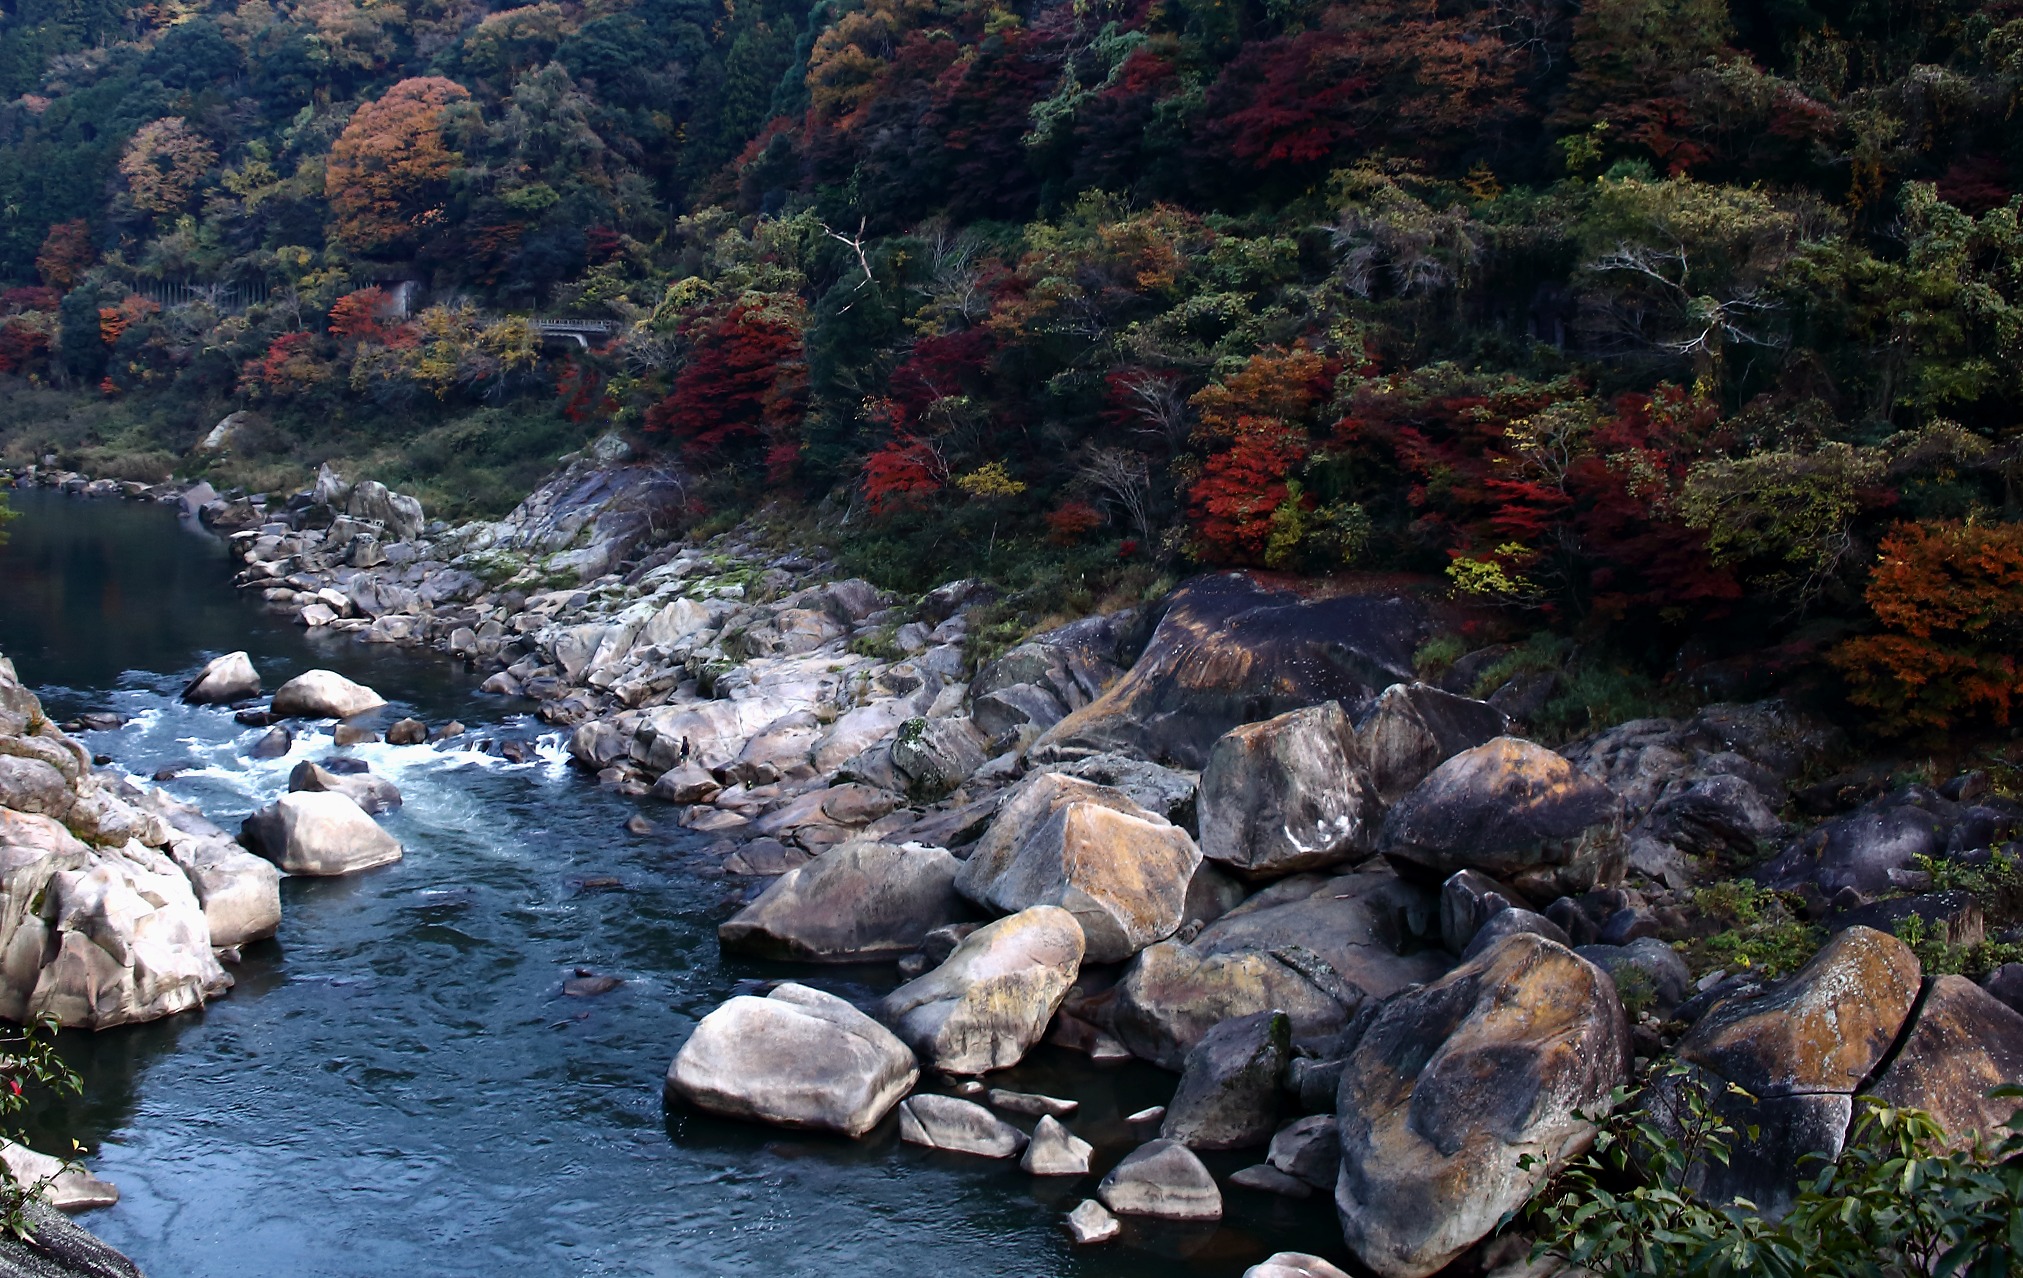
[0,487,1345,1277]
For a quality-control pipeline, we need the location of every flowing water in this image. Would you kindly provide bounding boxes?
[0,487,1345,1277]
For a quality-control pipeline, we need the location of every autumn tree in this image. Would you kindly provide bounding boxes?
[646,299,808,478]
[326,77,471,254]
[118,118,217,215]
[34,221,92,291]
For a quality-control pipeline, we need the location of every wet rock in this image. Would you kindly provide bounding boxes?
[385,717,427,746]
[1021,1114,1094,1176]
[1161,1009,1290,1150]
[1381,737,1625,899]
[332,724,379,747]
[1356,682,1511,804]
[0,1198,144,1277]
[142,796,283,949]
[1334,933,1629,1278]
[233,707,273,727]
[1864,975,2023,1149]
[990,1089,1078,1119]
[665,983,918,1138]
[247,726,292,760]
[0,808,231,1030]
[878,906,1085,1074]
[287,760,402,815]
[0,1138,118,1211]
[182,651,261,704]
[563,971,623,997]
[1267,1115,1340,1189]
[1229,1164,1312,1197]
[1032,574,1424,770]
[1660,926,1921,1216]
[1244,1254,1353,1278]
[898,1093,1028,1158]
[955,774,1199,963]
[1063,1199,1119,1245]
[1198,702,1380,878]
[270,670,387,720]
[240,791,404,876]
[1097,1139,1223,1220]
[718,840,969,963]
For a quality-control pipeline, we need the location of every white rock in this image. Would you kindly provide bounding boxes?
[879,906,1084,1073]
[181,652,260,704]
[240,791,402,876]
[1021,1115,1093,1176]
[898,1093,1027,1158]
[1063,1199,1119,1245]
[0,1139,118,1211]
[1245,1254,1355,1278]
[1097,1139,1223,1220]
[269,670,387,720]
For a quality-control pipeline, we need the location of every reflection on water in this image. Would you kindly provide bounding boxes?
[0,488,1346,1277]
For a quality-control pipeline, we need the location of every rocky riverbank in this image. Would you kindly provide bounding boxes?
[10,450,2023,1276]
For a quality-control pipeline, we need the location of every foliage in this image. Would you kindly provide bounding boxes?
[0,1016,84,1240]
[1830,521,2023,734]
[326,78,472,254]
[1524,1068,2023,1278]
[1686,880,1822,977]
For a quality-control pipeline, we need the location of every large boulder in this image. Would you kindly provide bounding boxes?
[181,651,261,705]
[665,983,918,1138]
[897,1093,1027,1158]
[1113,940,1359,1072]
[1865,975,2023,1148]
[0,809,232,1030]
[889,716,988,800]
[955,774,1199,963]
[270,670,387,720]
[1381,737,1625,898]
[346,479,425,542]
[1198,702,1381,877]
[1161,1010,1291,1150]
[1097,1139,1223,1220]
[1757,799,1946,896]
[0,1138,118,1211]
[1660,925,1921,1216]
[718,841,969,963]
[1334,932,1629,1278]
[1356,682,1511,804]
[138,792,282,949]
[1034,754,1199,829]
[1031,574,1425,770]
[240,791,403,876]
[878,906,1084,1074]
[288,760,402,815]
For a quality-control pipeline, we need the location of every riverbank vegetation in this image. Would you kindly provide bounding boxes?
[0,0,2019,745]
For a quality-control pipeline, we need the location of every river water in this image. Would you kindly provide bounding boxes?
[0,488,1346,1278]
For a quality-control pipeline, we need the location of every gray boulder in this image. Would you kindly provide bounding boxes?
[878,906,1084,1074]
[1022,1115,1094,1176]
[1382,737,1625,899]
[898,1093,1027,1158]
[288,760,402,815]
[1356,682,1510,803]
[240,791,403,875]
[182,651,261,704]
[1576,937,1692,1018]
[890,716,988,800]
[1438,868,1518,954]
[1461,907,1569,960]
[718,841,969,963]
[1244,1255,1353,1278]
[1161,1010,1291,1150]
[1864,974,2023,1151]
[270,670,387,720]
[1267,1114,1340,1189]
[665,983,918,1138]
[1035,753,1200,830]
[1198,702,1380,877]
[1098,1139,1223,1220]
[1335,933,1629,1278]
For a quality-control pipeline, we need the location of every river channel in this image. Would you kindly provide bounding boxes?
[0,487,1344,1277]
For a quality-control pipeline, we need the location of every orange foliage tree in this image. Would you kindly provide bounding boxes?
[117,118,218,215]
[1829,520,2023,733]
[326,77,471,253]
[1186,345,1338,562]
[35,221,93,290]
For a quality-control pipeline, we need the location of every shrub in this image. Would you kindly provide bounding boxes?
[0,1015,85,1237]
[1830,520,2023,735]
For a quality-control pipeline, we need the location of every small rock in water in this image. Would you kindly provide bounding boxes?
[499,740,532,764]
[92,753,112,766]
[575,876,624,893]
[320,756,371,775]
[563,970,623,997]
[78,711,124,732]
[1063,1200,1119,1246]
[431,720,465,742]
[896,953,929,980]
[333,724,379,746]
[235,708,274,727]
[1021,1115,1094,1176]
[988,1089,1078,1119]
[249,726,292,759]
[1125,1106,1166,1125]
[386,718,427,745]
[1228,1164,1312,1198]
[625,814,655,836]
[898,1094,1027,1158]
[1243,1254,1354,1278]
[1097,1139,1222,1220]
[152,765,185,781]
[950,1078,985,1097]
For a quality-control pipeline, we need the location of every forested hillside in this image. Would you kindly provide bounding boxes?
[1,0,2020,737]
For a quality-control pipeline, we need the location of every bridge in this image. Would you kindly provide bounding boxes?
[533,319,617,349]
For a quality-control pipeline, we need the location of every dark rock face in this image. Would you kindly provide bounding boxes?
[1030,574,1425,771]
[1866,975,2023,1149]
[1160,1010,1291,1150]
[1659,926,1922,1216]
[1198,701,1381,877]
[718,841,970,962]
[1356,683,1511,804]
[1758,802,1947,895]
[1382,737,1625,899]
[1575,938,1693,1018]
[0,1199,143,1278]
[1333,932,1629,1278]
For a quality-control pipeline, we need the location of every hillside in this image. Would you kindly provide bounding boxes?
[0,0,2020,740]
